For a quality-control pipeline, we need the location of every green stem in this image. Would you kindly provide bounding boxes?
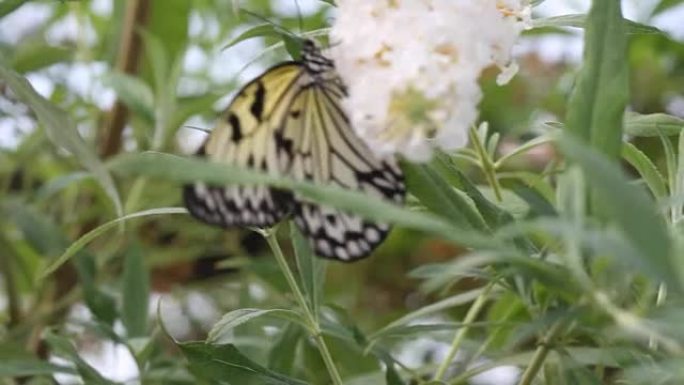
[0,234,21,327]
[516,321,565,385]
[469,128,503,202]
[262,228,344,385]
[433,282,495,381]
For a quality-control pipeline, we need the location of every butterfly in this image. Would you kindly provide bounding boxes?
[183,39,405,262]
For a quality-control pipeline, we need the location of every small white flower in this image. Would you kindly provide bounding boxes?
[330,0,531,161]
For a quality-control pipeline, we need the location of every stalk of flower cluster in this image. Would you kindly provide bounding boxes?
[260,227,344,385]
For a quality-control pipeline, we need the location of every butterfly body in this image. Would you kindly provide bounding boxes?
[184,40,405,261]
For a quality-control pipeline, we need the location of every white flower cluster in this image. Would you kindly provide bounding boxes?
[329,0,531,162]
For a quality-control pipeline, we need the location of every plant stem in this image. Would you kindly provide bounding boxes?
[0,234,21,327]
[469,128,504,202]
[516,321,566,385]
[262,228,344,385]
[433,282,495,381]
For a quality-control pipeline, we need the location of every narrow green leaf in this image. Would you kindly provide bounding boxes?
[121,245,150,338]
[370,289,484,341]
[103,72,155,122]
[292,225,325,318]
[222,23,282,50]
[0,0,26,17]
[403,162,484,230]
[622,142,668,199]
[565,1,629,160]
[268,323,304,374]
[44,330,118,385]
[558,135,678,290]
[624,112,684,137]
[532,14,663,35]
[0,360,75,377]
[40,207,188,278]
[207,308,307,344]
[109,152,497,250]
[0,65,123,218]
[652,0,684,16]
[178,342,309,385]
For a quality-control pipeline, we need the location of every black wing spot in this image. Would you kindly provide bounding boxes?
[228,112,242,142]
[250,81,266,121]
[290,110,301,119]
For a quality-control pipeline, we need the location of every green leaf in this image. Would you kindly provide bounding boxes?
[268,323,304,374]
[3,200,117,324]
[9,42,73,73]
[531,14,663,35]
[652,0,684,16]
[370,288,485,342]
[622,142,668,199]
[109,152,496,250]
[0,65,123,218]
[178,342,309,385]
[121,244,150,338]
[222,23,283,50]
[624,112,684,137]
[0,359,75,377]
[565,1,629,160]
[40,207,188,278]
[0,0,26,17]
[44,330,118,385]
[557,135,679,290]
[403,162,485,230]
[292,225,325,318]
[207,308,307,344]
[103,72,155,122]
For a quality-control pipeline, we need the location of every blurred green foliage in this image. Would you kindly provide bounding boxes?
[2,1,684,385]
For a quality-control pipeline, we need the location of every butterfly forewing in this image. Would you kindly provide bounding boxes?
[183,64,303,228]
[184,42,406,261]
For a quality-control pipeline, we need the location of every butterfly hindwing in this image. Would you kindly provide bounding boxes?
[282,72,405,261]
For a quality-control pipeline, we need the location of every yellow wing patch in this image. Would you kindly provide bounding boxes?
[184,44,405,261]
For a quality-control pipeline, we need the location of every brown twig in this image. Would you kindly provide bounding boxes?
[99,0,151,158]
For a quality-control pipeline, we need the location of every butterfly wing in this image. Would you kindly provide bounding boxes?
[282,75,405,261]
[183,63,305,228]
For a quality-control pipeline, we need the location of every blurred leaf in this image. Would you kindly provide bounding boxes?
[103,72,155,122]
[109,152,496,249]
[565,1,629,160]
[178,342,308,385]
[624,113,684,137]
[532,14,663,34]
[370,288,484,341]
[122,245,150,338]
[34,171,91,202]
[292,225,325,318]
[40,207,188,278]
[0,0,26,17]
[0,359,75,377]
[558,135,678,291]
[622,142,668,199]
[3,200,117,324]
[403,162,486,231]
[0,65,123,218]
[222,23,283,50]
[207,308,307,344]
[268,323,304,374]
[9,42,73,73]
[142,0,190,86]
[44,330,119,385]
[652,0,684,16]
